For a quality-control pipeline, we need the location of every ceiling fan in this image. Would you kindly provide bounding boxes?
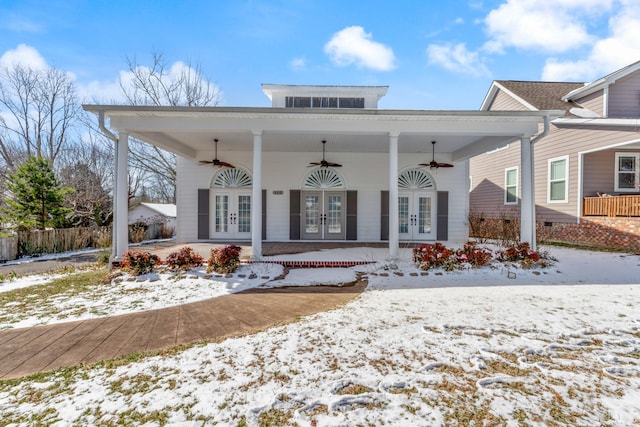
[199,138,235,168]
[309,140,342,167]
[419,140,454,169]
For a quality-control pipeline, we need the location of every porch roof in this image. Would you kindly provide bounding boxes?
[83,105,562,162]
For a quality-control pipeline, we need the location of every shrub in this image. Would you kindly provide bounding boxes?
[455,241,493,267]
[497,242,544,268]
[207,245,241,274]
[120,250,160,276]
[165,246,204,271]
[129,220,148,243]
[412,242,456,271]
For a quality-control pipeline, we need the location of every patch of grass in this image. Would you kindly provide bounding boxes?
[0,268,109,312]
[258,409,293,427]
[337,383,373,395]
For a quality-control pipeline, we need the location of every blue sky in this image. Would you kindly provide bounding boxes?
[1,0,639,110]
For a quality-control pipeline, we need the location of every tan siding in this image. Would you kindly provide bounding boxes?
[489,90,529,111]
[534,126,640,222]
[583,151,615,196]
[470,121,640,224]
[469,142,521,219]
[608,72,640,118]
[575,90,604,116]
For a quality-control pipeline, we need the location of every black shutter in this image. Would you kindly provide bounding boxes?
[289,190,301,240]
[262,189,267,240]
[346,190,357,240]
[380,190,389,241]
[437,191,449,240]
[197,189,209,239]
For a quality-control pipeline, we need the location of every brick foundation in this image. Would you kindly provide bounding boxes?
[541,217,640,253]
[470,216,640,252]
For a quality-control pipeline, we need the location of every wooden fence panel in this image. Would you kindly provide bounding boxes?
[0,237,18,262]
[17,226,111,257]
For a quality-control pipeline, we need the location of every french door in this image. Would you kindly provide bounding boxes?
[399,192,436,240]
[210,190,251,240]
[301,191,346,240]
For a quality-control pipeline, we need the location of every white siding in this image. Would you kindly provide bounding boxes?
[177,150,469,244]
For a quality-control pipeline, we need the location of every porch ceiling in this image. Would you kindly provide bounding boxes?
[83,105,563,161]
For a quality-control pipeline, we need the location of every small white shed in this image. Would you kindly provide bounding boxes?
[128,203,177,231]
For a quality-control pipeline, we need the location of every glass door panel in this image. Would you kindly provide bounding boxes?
[418,196,432,234]
[399,196,409,235]
[324,192,346,240]
[327,195,342,234]
[305,195,320,234]
[237,195,251,234]
[215,194,229,233]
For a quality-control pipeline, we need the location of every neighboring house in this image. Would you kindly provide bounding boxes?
[85,84,553,261]
[470,60,640,251]
[128,203,177,231]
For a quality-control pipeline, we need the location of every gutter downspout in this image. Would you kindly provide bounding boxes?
[524,113,550,251]
[98,111,119,265]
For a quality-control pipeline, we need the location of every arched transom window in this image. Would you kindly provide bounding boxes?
[211,167,252,188]
[303,167,346,189]
[398,168,436,190]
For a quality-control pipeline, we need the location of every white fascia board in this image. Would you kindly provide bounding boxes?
[562,60,640,101]
[553,117,640,127]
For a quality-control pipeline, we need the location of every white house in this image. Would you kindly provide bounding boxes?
[128,203,177,230]
[84,84,559,261]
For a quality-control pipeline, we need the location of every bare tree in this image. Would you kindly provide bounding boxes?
[0,65,79,170]
[57,140,114,226]
[121,51,221,107]
[118,51,222,203]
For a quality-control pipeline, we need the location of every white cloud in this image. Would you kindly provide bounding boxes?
[541,2,640,81]
[290,57,306,71]
[483,0,613,54]
[0,44,48,70]
[324,26,396,71]
[427,42,490,77]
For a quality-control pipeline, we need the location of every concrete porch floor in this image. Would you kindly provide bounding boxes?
[142,241,393,260]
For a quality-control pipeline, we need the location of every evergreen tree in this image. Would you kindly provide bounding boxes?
[1,156,73,230]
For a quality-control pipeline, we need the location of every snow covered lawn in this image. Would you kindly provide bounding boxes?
[0,246,639,426]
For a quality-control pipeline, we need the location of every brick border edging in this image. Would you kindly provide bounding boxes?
[244,260,376,268]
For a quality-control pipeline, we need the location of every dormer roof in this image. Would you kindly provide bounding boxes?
[562,59,640,102]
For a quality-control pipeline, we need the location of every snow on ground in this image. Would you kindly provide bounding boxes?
[0,263,284,329]
[0,245,639,426]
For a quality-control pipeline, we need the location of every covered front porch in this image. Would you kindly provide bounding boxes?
[84,104,559,261]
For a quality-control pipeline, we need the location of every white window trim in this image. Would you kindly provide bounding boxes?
[548,155,569,203]
[504,167,518,205]
[614,152,640,192]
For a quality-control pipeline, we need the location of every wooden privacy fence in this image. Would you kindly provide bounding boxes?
[0,237,18,262]
[583,195,640,217]
[14,226,112,258]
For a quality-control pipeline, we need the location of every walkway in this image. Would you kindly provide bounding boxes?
[0,280,366,380]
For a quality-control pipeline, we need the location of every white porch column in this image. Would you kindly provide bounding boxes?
[251,131,263,260]
[520,136,536,249]
[388,132,400,259]
[113,132,129,261]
